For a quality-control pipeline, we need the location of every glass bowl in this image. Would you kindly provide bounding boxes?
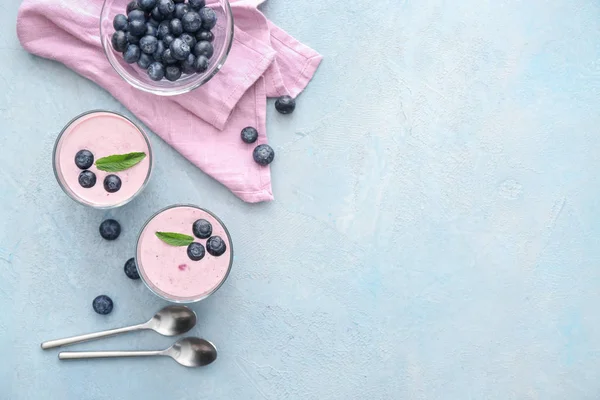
[100,0,234,96]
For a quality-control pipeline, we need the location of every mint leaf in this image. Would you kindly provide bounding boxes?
[95,152,147,172]
[155,232,194,247]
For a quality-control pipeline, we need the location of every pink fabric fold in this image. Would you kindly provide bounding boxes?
[17,0,322,203]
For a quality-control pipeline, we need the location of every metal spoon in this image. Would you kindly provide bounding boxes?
[41,306,197,350]
[58,337,217,367]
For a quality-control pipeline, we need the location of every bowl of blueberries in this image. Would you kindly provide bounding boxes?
[100,0,234,96]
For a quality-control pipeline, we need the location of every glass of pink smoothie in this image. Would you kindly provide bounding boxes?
[136,205,233,303]
[53,110,153,209]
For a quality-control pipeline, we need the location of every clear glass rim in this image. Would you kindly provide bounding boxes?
[99,0,235,96]
[135,204,234,303]
[52,110,154,210]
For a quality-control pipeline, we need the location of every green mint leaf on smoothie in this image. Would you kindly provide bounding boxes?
[155,232,194,247]
[95,152,147,172]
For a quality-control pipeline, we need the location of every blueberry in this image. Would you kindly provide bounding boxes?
[124,258,140,280]
[182,11,202,33]
[253,144,275,166]
[195,30,214,42]
[127,1,141,14]
[180,33,196,49]
[157,0,175,16]
[128,9,146,22]
[113,14,129,31]
[170,38,190,60]
[145,23,158,36]
[126,31,141,44]
[163,34,175,46]
[187,242,206,261]
[157,21,170,39]
[148,62,166,80]
[199,7,217,30]
[153,40,166,61]
[99,219,121,241]
[140,35,158,54]
[162,48,177,64]
[181,53,196,74]
[93,295,114,315]
[128,19,146,36]
[112,31,128,52]
[241,127,258,144]
[150,7,163,22]
[138,0,157,12]
[206,236,227,257]
[123,44,141,63]
[103,174,122,193]
[193,55,209,72]
[138,52,153,69]
[78,170,96,188]
[193,41,213,58]
[192,219,212,239]
[75,149,94,169]
[189,0,205,10]
[169,18,183,36]
[175,3,189,19]
[275,95,296,114]
[165,65,182,81]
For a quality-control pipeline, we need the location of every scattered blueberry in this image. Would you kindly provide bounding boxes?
[151,7,164,21]
[199,7,217,30]
[165,65,182,81]
[193,55,209,72]
[169,18,183,36]
[112,31,128,52]
[189,0,205,10]
[138,0,157,12]
[124,258,140,280]
[275,95,296,114]
[241,127,258,144]
[162,48,177,64]
[181,53,197,74]
[187,242,206,261]
[128,19,146,36]
[127,1,141,14]
[78,170,97,188]
[138,52,153,69]
[175,3,189,19]
[140,35,159,54]
[157,0,175,16]
[180,33,196,49]
[104,175,122,193]
[75,149,94,169]
[206,236,227,257]
[163,34,175,46]
[192,219,212,239]
[195,30,213,42]
[113,14,129,31]
[157,21,170,39]
[126,31,141,45]
[128,9,146,22]
[193,41,213,58]
[92,295,114,315]
[182,11,202,33]
[123,44,142,63]
[170,38,190,60]
[253,144,275,166]
[99,219,121,241]
[153,40,166,61]
[148,61,166,80]
[145,23,158,36]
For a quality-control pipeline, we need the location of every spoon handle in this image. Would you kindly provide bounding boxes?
[41,323,147,350]
[59,350,164,360]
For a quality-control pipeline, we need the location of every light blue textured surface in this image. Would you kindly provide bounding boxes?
[2,0,600,398]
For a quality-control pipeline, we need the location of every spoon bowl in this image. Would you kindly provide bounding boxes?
[148,305,197,336]
[166,338,218,368]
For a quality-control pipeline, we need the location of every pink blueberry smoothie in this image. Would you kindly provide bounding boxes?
[53,111,152,208]
[136,205,233,302]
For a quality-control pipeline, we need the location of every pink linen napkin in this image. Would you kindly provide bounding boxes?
[17,0,322,203]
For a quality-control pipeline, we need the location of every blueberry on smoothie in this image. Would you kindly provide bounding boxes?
[162,48,177,64]
[165,65,182,81]
[157,0,175,16]
[157,21,170,39]
[128,19,147,37]
[199,7,217,30]
[127,1,141,14]
[195,30,214,43]
[151,7,164,21]
[145,23,158,37]
[138,52,153,69]
[163,34,175,46]
[92,295,114,315]
[170,38,190,60]
[153,40,166,62]
[123,44,142,63]
[193,219,212,239]
[99,219,121,240]
[182,11,202,33]
[193,55,209,73]
[180,33,196,49]
[126,31,141,45]
[206,236,226,257]
[241,127,258,144]
[169,18,183,36]
[187,242,206,261]
[140,35,159,54]
[75,149,94,169]
[175,2,189,19]
[78,170,97,188]
[104,175,122,193]
[193,41,213,58]
[148,62,166,80]
[138,0,157,12]
[181,54,197,74]
[112,31,128,52]
[128,9,146,22]
[275,95,296,114]
[113,14,129,31]
[124,257,140,280]
[253,144,275,166]
[189,0,206,10]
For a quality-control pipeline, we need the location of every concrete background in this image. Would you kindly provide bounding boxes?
[2,0,600,399]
